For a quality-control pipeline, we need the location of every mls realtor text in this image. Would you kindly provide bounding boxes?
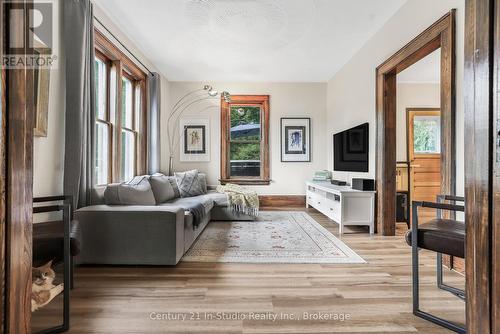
[149,311,352,322]
[2,54,57,69]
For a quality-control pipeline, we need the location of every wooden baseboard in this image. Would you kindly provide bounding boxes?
[259,195,306,208]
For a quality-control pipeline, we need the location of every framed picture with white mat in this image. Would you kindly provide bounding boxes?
[281,117,311,162]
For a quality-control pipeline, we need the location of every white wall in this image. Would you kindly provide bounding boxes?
[326,0,465,197]
[32,1,171,209]
[164,82,327,195]
[396,83,441,161]
[33,0,64,200]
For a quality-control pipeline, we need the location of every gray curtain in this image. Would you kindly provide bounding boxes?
[148,73,161,174]
[63,0,95,208]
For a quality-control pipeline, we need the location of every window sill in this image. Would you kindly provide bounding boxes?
[219,179,271,186]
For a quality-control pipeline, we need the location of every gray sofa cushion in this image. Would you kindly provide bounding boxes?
[164,196,215,215]
[201,191,228,207]
[104,176,156,206]
[174,170,206,197]
[149,173,180,204]
[198,173,208,194]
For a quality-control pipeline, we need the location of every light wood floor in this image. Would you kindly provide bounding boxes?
[32,208,465,333]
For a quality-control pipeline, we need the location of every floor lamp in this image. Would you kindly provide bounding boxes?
[166,85,230,176]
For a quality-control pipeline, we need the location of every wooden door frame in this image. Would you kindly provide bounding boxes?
[376,10,456,235]
[2,0,34,333]
[464,0,498,332]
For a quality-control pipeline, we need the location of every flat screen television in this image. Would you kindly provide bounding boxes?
[333,123,369,172]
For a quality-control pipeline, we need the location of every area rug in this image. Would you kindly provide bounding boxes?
[182,211,365,264]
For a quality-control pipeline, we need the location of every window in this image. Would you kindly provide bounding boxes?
[94,54,111,185]
[221,95,270,185]
[120,75,135,181]
[93,29,147,185]
[412,115,441,154]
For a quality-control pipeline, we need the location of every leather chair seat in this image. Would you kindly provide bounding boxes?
[33,220,82,267]
[405,218,465,258]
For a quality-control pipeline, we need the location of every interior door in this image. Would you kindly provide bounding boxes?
[408,109,441,223]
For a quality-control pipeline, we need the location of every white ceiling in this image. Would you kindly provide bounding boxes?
[94,0,407,82]
[397,49,441,84]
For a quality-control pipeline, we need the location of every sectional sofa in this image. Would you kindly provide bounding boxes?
[75,173,254,265]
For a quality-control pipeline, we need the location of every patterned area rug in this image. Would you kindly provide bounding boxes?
[182,211,365,264]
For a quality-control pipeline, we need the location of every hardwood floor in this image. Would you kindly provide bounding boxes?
[32,208,465,333]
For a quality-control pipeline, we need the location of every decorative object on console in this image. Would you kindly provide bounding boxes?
[313,170,331,181]
[330,179,347,186]
[351,178,375,191]
[179,118,210,162]
[166,85,231,175]
[280,117,311,162]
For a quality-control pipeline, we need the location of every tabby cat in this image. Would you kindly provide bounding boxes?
[31,260,64,312]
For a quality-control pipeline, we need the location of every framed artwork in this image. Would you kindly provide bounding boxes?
[281,117,311,162]
[180,118,210,162]
[33,45,51,137]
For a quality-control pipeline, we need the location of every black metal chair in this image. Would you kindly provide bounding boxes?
[33,196,80,334]
[33,196,81,290]
[405,195,465,334]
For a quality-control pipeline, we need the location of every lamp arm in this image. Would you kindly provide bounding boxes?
[172,105,218,155]
[167,90,207,127]
[167,94,216,152]
[170,89,204,117]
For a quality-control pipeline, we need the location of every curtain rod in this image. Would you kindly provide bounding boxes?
[93,16,154,76]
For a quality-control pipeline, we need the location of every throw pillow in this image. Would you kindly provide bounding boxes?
[174,169,207,198]
[149,173,180,204]
[198,173,208,194]
[104,176,156,205]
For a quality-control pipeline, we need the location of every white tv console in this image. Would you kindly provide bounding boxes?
[306,181,376,234]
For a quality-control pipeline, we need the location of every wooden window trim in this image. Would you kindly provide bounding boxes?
[94,28,148,183]
[220,95,270,185]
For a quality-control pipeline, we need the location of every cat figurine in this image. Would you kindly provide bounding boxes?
[31,260,64,312]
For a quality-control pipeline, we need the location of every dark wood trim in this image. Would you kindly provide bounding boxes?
[94,28,148,182]
[220,95,270,185]
[376,10,456,235]
[259,195,306,208]
[493,1,500,331]
[94,29,147,81]
[4,1,34,332]
[464,0,494,332]
[0,0,5,330]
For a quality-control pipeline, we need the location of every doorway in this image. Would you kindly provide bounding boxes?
[375,10,456,236]
[407,108,441,223]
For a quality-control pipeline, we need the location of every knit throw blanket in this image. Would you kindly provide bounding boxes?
[216,183,259,217]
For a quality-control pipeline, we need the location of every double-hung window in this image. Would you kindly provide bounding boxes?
[94,53,111,185]
[93,29,147,185]
[220,95,270,185]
